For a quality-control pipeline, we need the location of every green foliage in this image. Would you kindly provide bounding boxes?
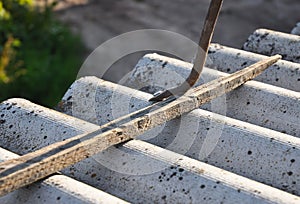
[0,0,84,107]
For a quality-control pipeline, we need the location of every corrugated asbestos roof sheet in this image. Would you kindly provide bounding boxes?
[0,28,300,203]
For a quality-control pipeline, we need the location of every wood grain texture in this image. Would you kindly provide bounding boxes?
[0,54,281,196]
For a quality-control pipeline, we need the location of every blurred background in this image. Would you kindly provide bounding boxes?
[1,0,299,107]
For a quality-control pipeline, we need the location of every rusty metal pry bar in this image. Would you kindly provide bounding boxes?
[149,0,223,101]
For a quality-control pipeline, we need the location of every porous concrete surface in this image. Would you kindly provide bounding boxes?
[291,22,300,35]
[0,98,299,203]
[126,53,300,137]
[60,76,300,195]
[243,29,300,63]
[207,43,300,92]
[0,147,129,204]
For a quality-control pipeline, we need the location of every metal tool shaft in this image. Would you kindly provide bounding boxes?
[149,0,223,101]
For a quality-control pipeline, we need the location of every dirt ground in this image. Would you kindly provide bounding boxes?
[53,0,300,81]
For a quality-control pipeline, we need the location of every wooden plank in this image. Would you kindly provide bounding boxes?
[0,55,281,196]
